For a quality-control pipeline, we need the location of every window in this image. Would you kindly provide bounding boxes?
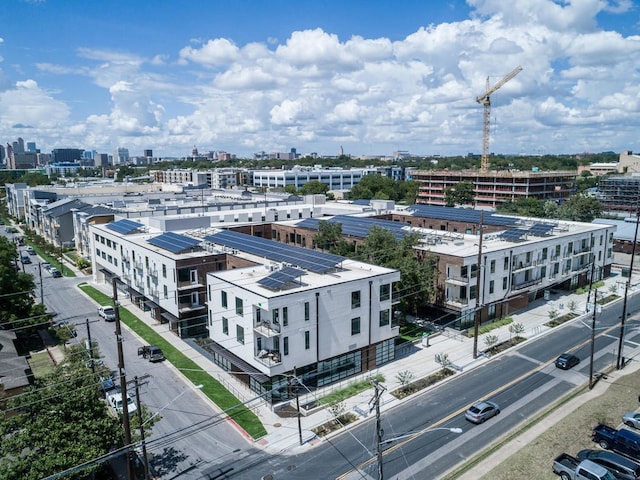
[504,257,509,270]
[470,264,478,278]
[162,264,167,278]
[554,263,560,274]
[163,285,168,299]
[283,337,289,356]
[502,277,508,289]
[380,284,390,301]
[567,242,573,254]
[235,297,243,316]
[272,309,279,324]
[542,247,548,260]
[351,291,361,309]
[555,245,561,257]
[283,307,288,327]
[470,285,476,300]
[304,331,310,350]
[461,265,468,277]
[304,302,310,321]
[236,325,244,344]
[351,317,361,335]
[490,260,495,274]
[221,291,228,308]
[379,309,390,326]
[489,280,495,294]
[145,256,149,268]
[222,317,228,335]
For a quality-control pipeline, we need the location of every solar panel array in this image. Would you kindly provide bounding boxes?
[147,232,201,254]
[204,230,344,273]
[529,223,555,236]
[258,266,306,290]
[499,228,529,241]
[408,204,517,227]
[106,219,144,234]
[296,215,408,240]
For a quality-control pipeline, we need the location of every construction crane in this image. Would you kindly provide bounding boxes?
[475,65,522,172]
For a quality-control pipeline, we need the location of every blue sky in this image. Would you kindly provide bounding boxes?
[1,0,639,159]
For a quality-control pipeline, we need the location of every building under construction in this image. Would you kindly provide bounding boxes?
[410,169,577,209]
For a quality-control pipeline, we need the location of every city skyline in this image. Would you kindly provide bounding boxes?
[0,0,638,159]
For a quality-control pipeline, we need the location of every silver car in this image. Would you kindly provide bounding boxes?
[623,412,640,429]
[465,400,500,424]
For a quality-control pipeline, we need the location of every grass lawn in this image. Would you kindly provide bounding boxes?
[77,282,267,439]
[28,350,56,377]
[445,367,640,480]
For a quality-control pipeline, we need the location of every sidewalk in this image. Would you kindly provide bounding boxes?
[87,266,640,457]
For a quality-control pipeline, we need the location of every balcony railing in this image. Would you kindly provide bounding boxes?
[445,275,469,285]
[512,278,542,291]
[134,260,143,271]
[445,297,469,308]
[254,321,281,337]
[255,350,282,366]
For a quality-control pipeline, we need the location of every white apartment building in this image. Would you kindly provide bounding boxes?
[251,166,378,190]
[151,168,244,189]
[204,230,400,402]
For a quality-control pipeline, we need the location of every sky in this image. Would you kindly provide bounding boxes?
[1,0,639,159]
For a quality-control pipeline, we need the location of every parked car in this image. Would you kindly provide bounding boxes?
[26,246,36,255]
[53,320,77,337]
[21,253,31,264]
[577,449,640,480]
[465,400,500,424]
[50,267,62,278]
[556,353,580,370]
[592,424,640,462]
[98,306,116,321]
[553,453,616,480]
[42,262,51,271]
[106,392,137,416]
[623,413,640,430]
[138,345,165,362]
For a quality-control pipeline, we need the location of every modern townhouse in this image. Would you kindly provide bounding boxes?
[203,230,400,403]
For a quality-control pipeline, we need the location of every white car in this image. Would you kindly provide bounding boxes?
[107,392,137,416]
[98,306,116,321]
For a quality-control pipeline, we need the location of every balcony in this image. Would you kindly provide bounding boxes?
[178,303,206,313]
[445,297,469,308]
[445,275,469,286]
[512,278,542,291]
[253,320,281,337]
[255,349,282,367]
[149,269,158,279]
[177,280,205,290]
[134,260,144,271]
[149,288,159,300]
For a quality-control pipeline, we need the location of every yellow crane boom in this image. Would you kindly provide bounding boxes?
[476,65,522,172]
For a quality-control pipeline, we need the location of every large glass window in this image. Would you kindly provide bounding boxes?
[235,297,243,316]
[272,308,279,324]
[380,284,390,301]
[351,317,361,335]
[222,317,228,335]
[236,325,244,344]
[351,291,361,309]
[221,290,227,308]
[379,309,390,326]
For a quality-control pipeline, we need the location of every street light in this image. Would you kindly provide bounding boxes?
[377,426,463,479]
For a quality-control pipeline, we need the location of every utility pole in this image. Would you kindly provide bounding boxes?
[112,277,134,480]
[86,318,95,376]
[38,262,43,304]
[135,376,150,480]
[617,211,639,369]
[370,380,386,480]
[589,289,598,389]
[473,211,484,359]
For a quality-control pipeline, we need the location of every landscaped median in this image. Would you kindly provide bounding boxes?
[77,282,267,439]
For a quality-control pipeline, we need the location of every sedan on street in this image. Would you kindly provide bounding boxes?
[555,353,580,370]
[465,400,500,424]
[623,412,640,430]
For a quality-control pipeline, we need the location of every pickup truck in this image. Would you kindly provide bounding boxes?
[553,453,616,480]
[138,345,165,362]
[592,424,640,461]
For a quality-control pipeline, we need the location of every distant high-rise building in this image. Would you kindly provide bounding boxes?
[52,148,84,163]
[82,150,97,160]
[0,144,5,164]
[26,141,37,152]
[191,145,199,157]
[113,147,130,165]
[95,153,110,167]
[144,149,152,157]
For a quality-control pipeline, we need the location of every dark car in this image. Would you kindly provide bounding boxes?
[555,353,580,370]
[50,267,62,278]
[465,400,500,424]
[577,449,640,480]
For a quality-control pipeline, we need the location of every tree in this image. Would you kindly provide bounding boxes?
[314,220,354,256]
[299,181,329,195]
[557,193,602,222]
[395,370,415,393]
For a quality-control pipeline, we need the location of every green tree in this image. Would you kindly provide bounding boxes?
[557,193,602,222]
[444,181,475,207]
[313,221,354,256]
[299,180,329,195]
[0,237,40,330]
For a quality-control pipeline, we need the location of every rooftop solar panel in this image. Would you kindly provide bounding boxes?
[296,215,408,240]
[258,266,306,290]
[147,232,201,254]
[106,219,144,234]
[205,230,344,273]
[499,228,528,241]
[529,223,555,236]
[408,205,517,227]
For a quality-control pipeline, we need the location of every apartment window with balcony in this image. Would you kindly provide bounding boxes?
[272,308,279,325]
[351,317,361,335]
[555,245,561,257]
[567,243,573,254]
[502,277,508,289]
[490,260,496,274]
[351,291,361,309]
[470,264,478,278]
[461,265,468,278]
[222,317,228,335]
[304,302,310,321]
[541,266,547,278]
[304,331,310,350]
[525,252,531,263]
[489,280,495,294]
[503,257,509,270]
[221,291,228,308]
[236,325,244,344]
[283,307,288,327]
[470,285,477,300]
[235,297,243,316]
[542,247,548,260]
[191,292,199,306]
[283,337,289,356]
[554,263,559,275]
[379,309,390,326]
[380,284,390,301]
